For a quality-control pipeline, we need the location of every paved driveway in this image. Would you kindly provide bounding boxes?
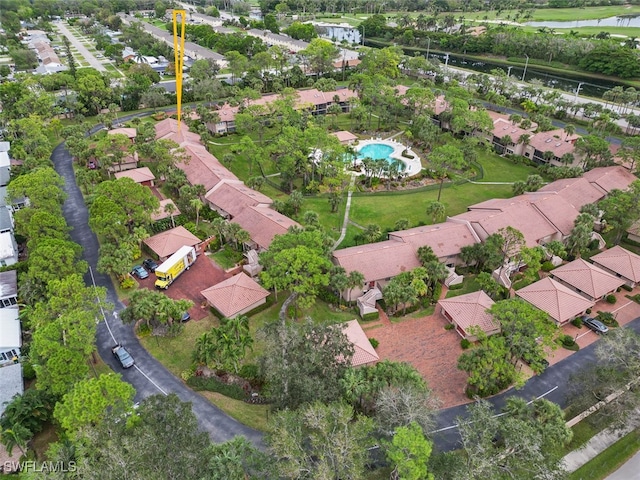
[51,133,263,447]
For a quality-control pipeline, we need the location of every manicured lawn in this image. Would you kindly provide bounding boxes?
[568,429,640,480]
[445,275,481,298]
[139,315,220,376]
[199,391,270,432]
[459,5,640,22]
[209,246,243,270]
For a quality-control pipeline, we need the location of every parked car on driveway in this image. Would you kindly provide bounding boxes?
[581,315,609,334]
[143,258,159,272]
[112,344,134,368]
[180,311,191,322]
[131,265,149,279]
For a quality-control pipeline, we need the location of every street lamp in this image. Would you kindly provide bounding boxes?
[507,65,513,77]
[574,82,584,103]
[444,52,450,68]
[425,37,431,60]
[521,54,529,82]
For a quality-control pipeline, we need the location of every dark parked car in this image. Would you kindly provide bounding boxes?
[581,315,609,334]
[131,265,149,279]
[143,258,159,272]
[112,344,135,368]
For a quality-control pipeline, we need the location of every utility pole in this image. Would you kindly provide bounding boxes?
[521,54,529,82]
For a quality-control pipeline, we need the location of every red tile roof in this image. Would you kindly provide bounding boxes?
[438,290,499,336]
[551,258,625,299]
[388,222,479,259]
[114,166,155,184]
[200,272,269,318]
[538,177,605,210]
[528,129,578,158]
[515,277,594,324]
[143,226,201,259]
[342,319,379,366]
[331,130,358,143]
[204,181,272,217]
[332,240,421,281]
[591,245,640,284]
[231,206,300,250]
[582,166,638,194]
[177,144,238,191]
[108,127,137,139]
[151,199,180,221]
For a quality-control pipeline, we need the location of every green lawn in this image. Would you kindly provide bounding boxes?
[568,429,640,480]
[209,246,243,270]
[200,391,270,432]
[139,315,220,376]
[459,5,640,22]
[445,275,481,298]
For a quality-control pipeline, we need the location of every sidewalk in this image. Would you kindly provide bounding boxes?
[562,414,640,472]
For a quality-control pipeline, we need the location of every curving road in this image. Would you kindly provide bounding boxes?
[50,136,264,447]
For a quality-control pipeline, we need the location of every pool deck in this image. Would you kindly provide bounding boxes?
[356,138,422,177]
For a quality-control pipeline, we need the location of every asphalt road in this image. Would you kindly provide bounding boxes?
[432,317,640,452]
[54,21,107,72]
[50,136,264,447]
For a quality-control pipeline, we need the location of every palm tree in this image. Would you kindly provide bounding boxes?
[347,270,365,302]
[363,224,382,244]
[190,198,204,228]
[563,124,576,140]
[425,200,445,223]
[234,228,251,251]
[164,202,177,228]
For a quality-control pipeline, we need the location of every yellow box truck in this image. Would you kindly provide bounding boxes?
[154,245,197,289]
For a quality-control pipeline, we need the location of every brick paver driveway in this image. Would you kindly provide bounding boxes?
[134,254,230,321]
[364,310,470,408]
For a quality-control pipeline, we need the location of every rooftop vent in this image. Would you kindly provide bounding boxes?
[545,138,552,143]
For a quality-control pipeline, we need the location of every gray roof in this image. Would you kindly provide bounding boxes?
[0,166,9,187]
[0,143,9,153]
[0,208,12,232]
[0,364,23,417]
[119,14,225,61]
[247,29,310,49]
[0,270,17,299]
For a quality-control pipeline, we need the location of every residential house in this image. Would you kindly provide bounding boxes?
[154,118,202,145]
[523,129,581,166]
[143,225,201,260]
[231,206,300,252]
[550,258,625,302]
[341,320,379,367]
[0,271,18,308]
[537,176,606,211]
[177,143,239,192]
[0,232,18,266]
[114,167,155,187]
[118,13,228,67]
[582,165,639,194]
[204,181,272,219]
[331,130,358,145]
[590,245,640,288]
[151,199,180,222]
[388,221,480,268]
[332,240,422,301]
[627,220,640,243]
[108,127,137,142]
[200,272,269,318]
[246,29,309,52]
[515,277,594,325]
[0,307,21,366]
[438,290,500,340]
[486,111,536,156]
[208,88,357,135]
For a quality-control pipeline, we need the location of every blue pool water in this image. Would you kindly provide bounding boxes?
[357,143,394,162]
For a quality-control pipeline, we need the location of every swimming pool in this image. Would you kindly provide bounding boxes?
[357,143,395,162]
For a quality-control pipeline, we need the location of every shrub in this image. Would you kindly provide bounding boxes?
[120,276,136,289]
[596,311,619,327]
[541,261,555,272]
[571,317,583,328]
[605,294,617,304]
[239,363,261,382]
[558,334,579,351]
[22,361,36,380]
[460,338,471,349]
[369,338,379,348]
[362,311,379,322]
[622,284,633,292]
[186,376,246,400]
[448,283,464,291]
[431,282,443,304]
[586,308,592,314]
[444,323,455,330]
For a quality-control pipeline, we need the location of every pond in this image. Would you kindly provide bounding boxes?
[525,14,640,28]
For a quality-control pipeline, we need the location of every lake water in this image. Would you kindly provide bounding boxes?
[525,14,640,28]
